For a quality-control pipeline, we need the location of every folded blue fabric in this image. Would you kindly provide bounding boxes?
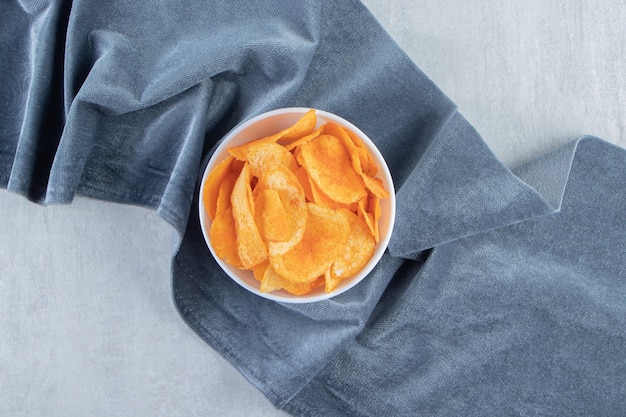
[2,1,624,416]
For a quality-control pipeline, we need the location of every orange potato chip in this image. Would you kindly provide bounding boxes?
[255,188,294,242]
[362,175,390,199]
[284,125,324,151]
[369,193,382,243]
[229,137,275,161]
[295,160,357,211]
[298,134,367,205]
[228,109,317,160]
[230,158,246,174]
[308,174,340,208]
[270,203,350,283]
[329,209,376,291]
[260,266,324,295]
[294,166,314,202]
[324,270,343,295]
[357,197,372,239]
[203,155,235,221]
[308,169,357,211]
[259,265,285,293]
[246,142,298,177]
[215,171,238,216]
[252,261,269,282]
[210,207,242,268]
[273,108,317,143]
[283,275,325,296]
[324,123,362,171]
[347,131,378,177]
[231,163,267,269]
[257,166,307,256]
[358,193,381,243]
[325,122,388,199]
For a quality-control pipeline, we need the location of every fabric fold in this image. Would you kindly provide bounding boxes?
[281,136,626,417]
[3,0,69,200]
[388,109,555,258]
[1,0,322,218]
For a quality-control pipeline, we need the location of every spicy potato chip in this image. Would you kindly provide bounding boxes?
[202,109,390,296]
[210,207,242,268]
[231,163,267,268]
[344,126,379,177]
[309,174,357,212]
[260,265,324,295]
[325,122,389,199]
[358,193,381,243]
[298,134,367,205]
[326,121,379,177]
[257,166,307,256]
[323,270,343,296]
[329,209,376,290]
[255,188,293,242]
[270,203,350,283]
[246,142,298,177]
[294,166,315,203]
[284,126,324,151]
[228,109,317,160]
[203,155,235,221]
[252,261,269,282]
[215,171,238,215]
[362,175,390,199]
[295,163,353,210]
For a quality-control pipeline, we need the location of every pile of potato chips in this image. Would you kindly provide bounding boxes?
[203,109,389,296]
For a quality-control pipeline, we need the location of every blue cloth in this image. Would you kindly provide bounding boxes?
[2,1,625,415]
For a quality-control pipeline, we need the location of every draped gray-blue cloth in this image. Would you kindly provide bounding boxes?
[2,1,624,415]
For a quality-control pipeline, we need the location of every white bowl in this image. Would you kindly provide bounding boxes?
[199,108,396,303]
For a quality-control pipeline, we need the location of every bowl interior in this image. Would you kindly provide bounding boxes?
[199,108,395,303]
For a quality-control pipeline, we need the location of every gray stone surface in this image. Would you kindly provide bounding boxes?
[366,0,625,167]
[1,1,624,415]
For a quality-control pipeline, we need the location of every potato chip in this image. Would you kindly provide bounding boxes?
[294,166,314,202]
[308,168,357,211]
[308,173,341,209]
[274,108,317,142]
[210,207,242,268]
[369,193,382,243]
[259,265,285,293]
[329,209,376,291]
[228,109,317,160]
[231,163,267,268]
[246,142,297,177]
[324,270,343,295]
[324,123,362,171]
[252,261,269,282]
[215,171,238,215]
[284,275,324,296]
[362,175,390,199]
[203,156,235,221]
[255,188,293,242]
[325,122,388,199]
[284,126,324,151]
[299,134,367,205]
[256,166,307,256]
[358,193,381,243]
[342,124,379,177]
[270,203,350,283]
[295,160,356,211]
[260,265,324,295]
[230,158,246,174]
